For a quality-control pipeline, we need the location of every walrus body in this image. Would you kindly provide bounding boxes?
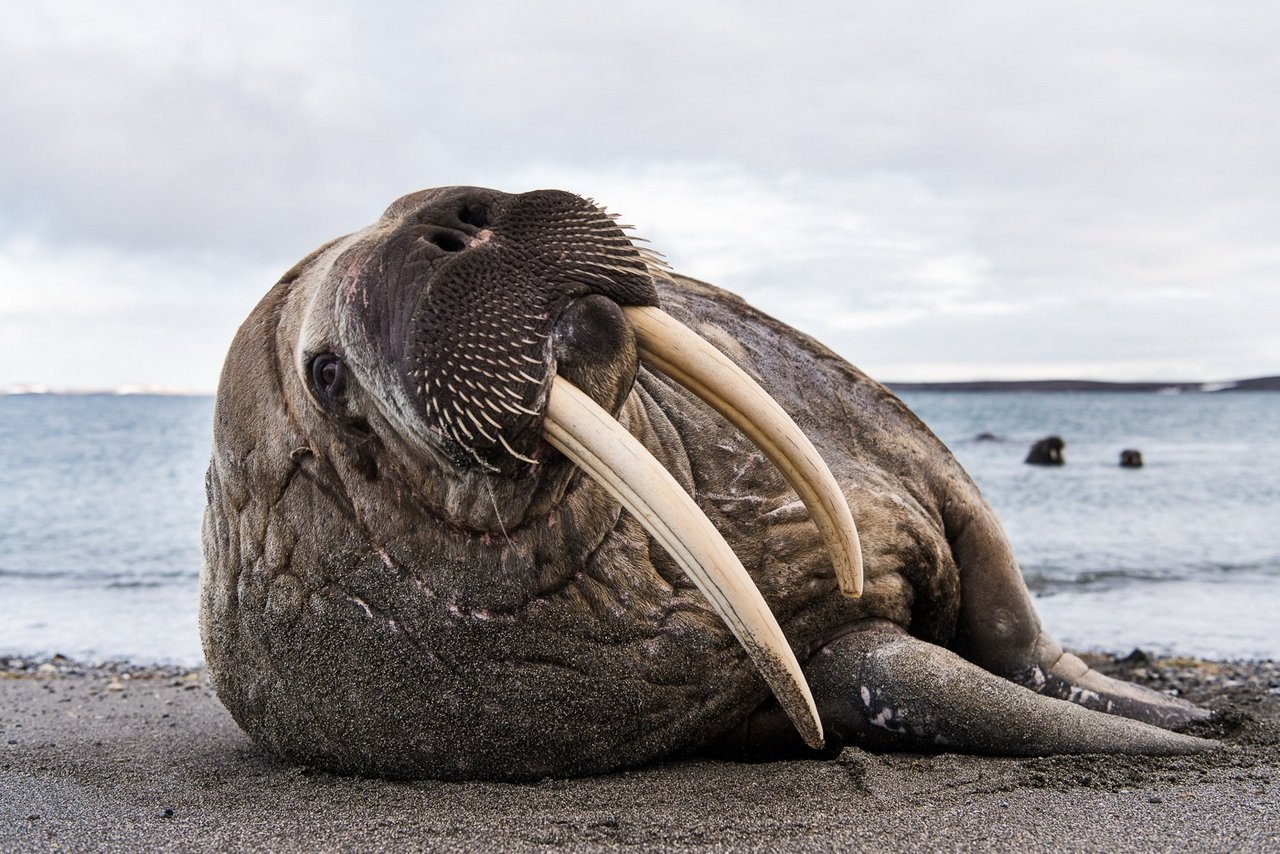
[201,187,1212,780]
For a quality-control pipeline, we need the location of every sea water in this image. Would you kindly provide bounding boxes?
[901,391,1279,661]
[1,391,1276,665]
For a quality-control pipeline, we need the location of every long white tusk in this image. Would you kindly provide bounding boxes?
[623,305,864,598]
[543,376,824,749]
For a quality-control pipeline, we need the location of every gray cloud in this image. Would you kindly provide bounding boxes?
[2,1,1276,389]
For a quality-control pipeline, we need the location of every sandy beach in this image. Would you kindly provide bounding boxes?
[0,653,1275,852]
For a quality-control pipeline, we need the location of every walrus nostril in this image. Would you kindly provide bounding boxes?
[429,230,467,253]
[457,203,489,228]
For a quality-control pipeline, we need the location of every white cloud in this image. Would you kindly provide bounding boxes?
[1,1,1277,386]
[1,236,274,391]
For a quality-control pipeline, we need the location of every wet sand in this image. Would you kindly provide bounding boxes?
[2,653,1277,852]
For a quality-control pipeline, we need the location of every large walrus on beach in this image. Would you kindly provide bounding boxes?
[200,187,1215,780]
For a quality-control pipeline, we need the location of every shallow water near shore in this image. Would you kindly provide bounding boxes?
[0,390,1277,665]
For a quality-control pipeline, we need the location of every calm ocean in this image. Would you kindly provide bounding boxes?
[1,391,1276,665]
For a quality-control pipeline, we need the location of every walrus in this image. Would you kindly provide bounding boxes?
[1026,435,1066,465]
[200,186,1214,780]
[1120,448,1144,468]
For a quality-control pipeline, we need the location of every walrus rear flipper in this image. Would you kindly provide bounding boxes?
[711,624,1217,760]
[946,500,1211,729]
[1009,637,1212,728]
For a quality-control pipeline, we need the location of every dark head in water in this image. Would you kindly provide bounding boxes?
[200,186,1214,780]
[1026,435,1067,466]
[1120,449,1145,468]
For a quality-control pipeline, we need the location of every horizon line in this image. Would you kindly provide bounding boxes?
[3,373,1278,398]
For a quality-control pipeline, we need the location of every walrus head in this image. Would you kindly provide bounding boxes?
[202,187,863,773]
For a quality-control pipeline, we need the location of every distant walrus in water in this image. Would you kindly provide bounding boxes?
[1026,435,1066,466]
[200,187,1214,780]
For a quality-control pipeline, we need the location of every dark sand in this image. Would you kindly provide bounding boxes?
[2,653,1277,852]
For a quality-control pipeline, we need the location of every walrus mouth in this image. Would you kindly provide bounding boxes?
[541,305,865,751]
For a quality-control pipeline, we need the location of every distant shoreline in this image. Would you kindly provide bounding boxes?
[3,375,1278,397]
[888,375,1280,393]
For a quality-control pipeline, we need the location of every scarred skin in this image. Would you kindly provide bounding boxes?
[200,187,1207,780]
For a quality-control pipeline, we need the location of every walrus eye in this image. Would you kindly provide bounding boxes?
[310,354,345,400]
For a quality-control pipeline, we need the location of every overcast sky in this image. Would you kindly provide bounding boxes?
[2,1,1276,391]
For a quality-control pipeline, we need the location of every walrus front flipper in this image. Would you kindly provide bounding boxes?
[711,624,1217,760]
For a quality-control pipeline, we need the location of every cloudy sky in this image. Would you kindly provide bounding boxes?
[2,1,1276,391]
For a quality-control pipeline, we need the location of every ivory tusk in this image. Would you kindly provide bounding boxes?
[542,376,824,750]
[623,305,864,598]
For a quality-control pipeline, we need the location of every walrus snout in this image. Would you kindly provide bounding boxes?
[341,187,660,473]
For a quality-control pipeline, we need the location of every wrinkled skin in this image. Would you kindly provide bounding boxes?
[201,187,1210,780]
